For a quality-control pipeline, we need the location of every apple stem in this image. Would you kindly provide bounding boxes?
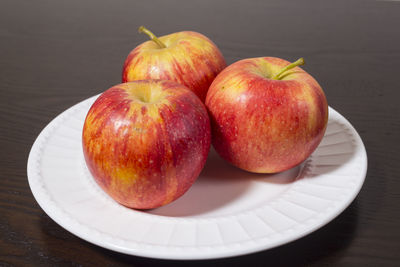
[272,58,305,80]
[138,26,166,49]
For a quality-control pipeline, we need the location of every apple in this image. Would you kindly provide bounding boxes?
[122,26,226,102]
[205,57,328,173]
[82,80,211,209]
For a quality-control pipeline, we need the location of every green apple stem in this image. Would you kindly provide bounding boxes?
[138,26,166,49]
[272,58,305,80]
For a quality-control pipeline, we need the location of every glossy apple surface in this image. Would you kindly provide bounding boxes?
[122,27,226,102]
[205,57,328,173]
[82,80,211,209]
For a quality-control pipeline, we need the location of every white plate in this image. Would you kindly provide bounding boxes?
[27,95,367,260]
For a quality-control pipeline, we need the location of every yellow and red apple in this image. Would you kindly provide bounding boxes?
[82,80,211,209]
[122,26,226,102]
[206,57,328,173]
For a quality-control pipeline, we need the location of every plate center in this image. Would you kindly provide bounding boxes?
[147,149,303,218]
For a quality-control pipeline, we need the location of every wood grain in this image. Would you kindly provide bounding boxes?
[1,0,399,266]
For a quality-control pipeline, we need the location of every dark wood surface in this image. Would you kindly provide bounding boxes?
[1,0,399,266]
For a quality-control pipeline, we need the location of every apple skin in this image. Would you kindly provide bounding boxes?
[205,57,328,173]
[122,31,226,102]
[82,80,211,209]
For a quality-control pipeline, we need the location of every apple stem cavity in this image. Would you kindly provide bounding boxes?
[272,58,305,80]
[138,26,166,49]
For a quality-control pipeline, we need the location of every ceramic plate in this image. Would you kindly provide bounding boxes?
[27,95,367,260]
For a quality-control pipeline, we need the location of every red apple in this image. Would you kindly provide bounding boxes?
[82,80,211,209]
[122,26,226,102]
[205,57,328,173]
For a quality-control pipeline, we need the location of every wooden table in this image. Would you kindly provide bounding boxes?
[1,0,399,265]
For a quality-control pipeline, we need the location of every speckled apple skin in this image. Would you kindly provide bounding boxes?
[206,57,328,173]
[122,31,226,102]
[82,80,211,209]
